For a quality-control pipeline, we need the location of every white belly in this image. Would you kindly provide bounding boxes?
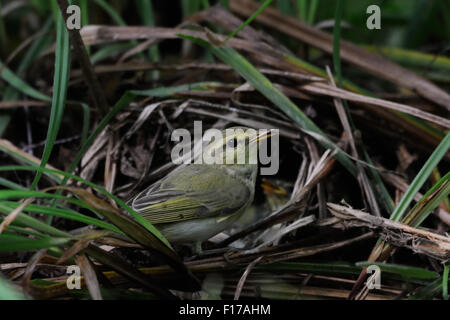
[157,213,241,243]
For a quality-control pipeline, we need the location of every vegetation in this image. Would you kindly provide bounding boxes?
[0,0,448,300]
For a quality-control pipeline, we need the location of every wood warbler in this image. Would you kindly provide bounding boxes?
[130,127,273,246]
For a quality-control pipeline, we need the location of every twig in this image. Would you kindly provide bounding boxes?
[328,203,450,262]
[234,256,263,300]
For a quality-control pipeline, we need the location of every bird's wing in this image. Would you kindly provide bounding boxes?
[131,165,252,224]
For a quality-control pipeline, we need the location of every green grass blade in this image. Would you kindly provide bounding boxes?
[443,265,449,300]
[136,0,160,79]
[136,0,160,61]
[332,0,343,87]
[409,277,443,299]
[0,61,52,102]
[0,276,27,300]
[2,201,122,234]
[0,17,53,137]
[391,132,450,221]
[402,172,450,227]
[3,225,45,238]
[30,7,70,189]
[201,0,210,9]
[80,102,90,146]
[182,0,200,18]
[356,262,439,280]
[220,0,229,10]
[277,0,292,17]
[0,202,69,237]
[0,178,27,190]
[307,0,319,25]
[0,141,63,184]
[79,0,90,54]
[297,0,307,21]
[93,0,127,26]
[0,2,7,57]
[0,165,172,248]
[363,46,450,73]
[90,43,135,64]
[225,0,273,42]
[0,234,69,252]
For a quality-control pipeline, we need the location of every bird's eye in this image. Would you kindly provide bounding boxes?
[228,137,238,148]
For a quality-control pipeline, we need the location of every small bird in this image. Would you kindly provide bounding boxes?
[130,127,273,249]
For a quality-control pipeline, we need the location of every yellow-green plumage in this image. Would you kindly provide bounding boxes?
[130,127,270,244]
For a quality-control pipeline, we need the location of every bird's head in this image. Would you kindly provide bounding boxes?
[200,127,274,167]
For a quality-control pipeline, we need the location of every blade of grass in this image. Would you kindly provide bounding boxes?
[297,0,307,21]
[59,186,177,255]
[136,0,160,62]
[0,190,102,212]
[59,187,203,291]
[0,276,26,300]
[92,0,127,25]
[443,265,449,300]
[220,0,229,10]
[0,165,173,248]
[92,0,146,63]
[307,0,319,25]
[277,0,292,17]
[2,201,122,234]
[0,177,27,190]
[57,0,109,116]
[0,18,53,137]
[402,0,431,48]
[352,133,450,299]
[90,43,135,64]
[201,0,210,9]
[0,202,69,237]
[432,168,450,211]
[225,0,273,42]
[79,0,89,54]
[30,4,70,189]
[391,133,450,222]
[80,102,90,146]
[363,46,450,73]
[0,234,69,251]
[409,277,443,300]
[0,1,7,57]
[402,172,450,227]
[182,0,200,18]
[135,0,160,80]
[2,225,45,238]
[0,61,52,102]
[0,139,63,183]
[355,262,439,280]
[0,175,197,287]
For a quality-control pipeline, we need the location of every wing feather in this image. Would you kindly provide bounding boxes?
[131,165,251,224]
